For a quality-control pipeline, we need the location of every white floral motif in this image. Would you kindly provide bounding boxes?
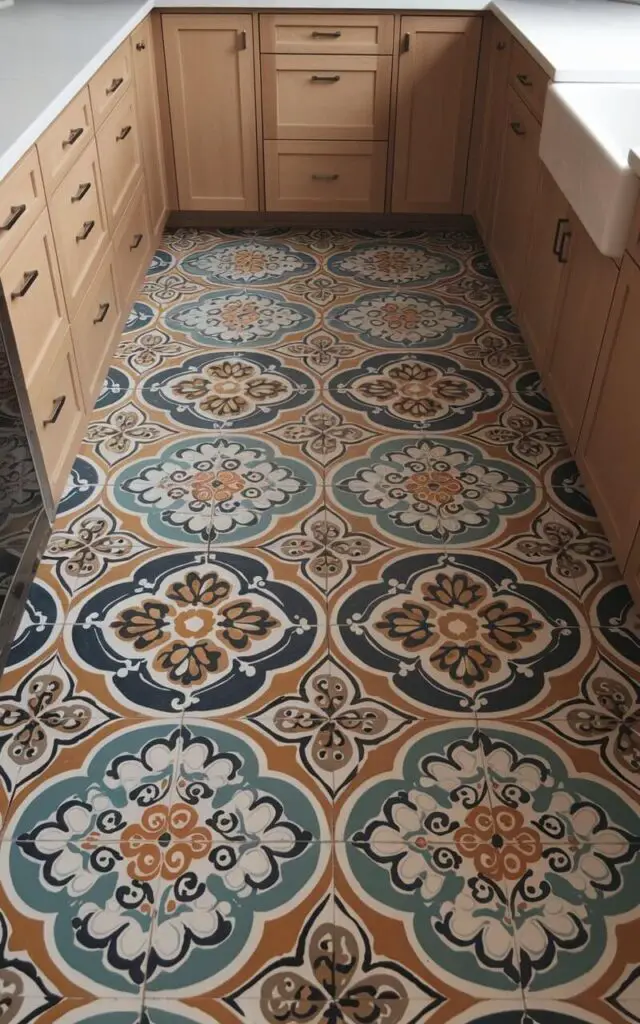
[183,242,314,283]
[332,294,471,346]
[167,291,313,345]
[331,245,458,284]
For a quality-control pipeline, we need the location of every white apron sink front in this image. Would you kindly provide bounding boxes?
[540,82,640,258]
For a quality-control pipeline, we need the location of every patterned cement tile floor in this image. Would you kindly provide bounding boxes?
[0,228,640,1024]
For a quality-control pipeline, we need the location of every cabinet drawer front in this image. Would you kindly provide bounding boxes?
[31,332,84,499]
[509,41,548,122]
[89,39,133,127]
[265,140,386,212]
[260,14,393,54]
[97,90,143,228]
[113,181,151,310]
[37,88,93,196]
[0,148,45,270]
[1,210,68,386]
[71,249,120,410]
[49,140,109,318]
[262,54,391,141]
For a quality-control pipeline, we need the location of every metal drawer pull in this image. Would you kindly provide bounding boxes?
[516,73,533,86]
[312,173,339,181]
[76,220,95,242]
[93,302,110,325]
[311,30,342,38]
[311,74,340,82]
[497,40,507,51]
[510,121,526,136]
[116,125,132,142]
[0,204,26,231]
[10,269,39,300]
[62,126,84,149]
[43,395,66,427]
[130,233,144,250]
[106,77,124,96]
[135,41,146,51]
[71,182,91,203]
[402,32,410,52]
[557,230,572,264]
[552,217,570,256]
[238,29,247,50]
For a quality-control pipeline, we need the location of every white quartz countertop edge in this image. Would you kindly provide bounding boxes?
[3,0,640,183]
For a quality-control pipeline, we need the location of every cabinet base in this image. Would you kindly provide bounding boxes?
[166,210,476,231]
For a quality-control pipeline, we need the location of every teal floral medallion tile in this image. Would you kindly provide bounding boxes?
[163,290,316,348]
[327,292,479,349]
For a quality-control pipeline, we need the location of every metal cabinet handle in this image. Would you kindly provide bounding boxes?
[62,126,84,149]
[312,173,339,181]
[402,32,410,52]
[237,29,247,50]
[106,77,124,96]
[135,41,146,51]
[311,74,340,82]
[130,233,143,250]
[510,121,526,136]
[516,73,533,86]
[71,182,91,203]
[552,217,570,256]
[93,302,111,325]
[0,204,26,231]
[557,229,572,264]
[311,30,342,38]
[10,269,39,300]
[43,395,66,427]
[76,220,95,242]
[497,40,507,51]
[116,125,132,141]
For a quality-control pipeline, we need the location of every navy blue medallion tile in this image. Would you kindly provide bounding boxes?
[141,351,315,432]
[593,583,640,666]
[147,249,176,276]
[512,369,554,414]
[488,303,520,336]
[546,458,600,521]
[5,580,63,668]
[57,456,106,516]
[180,239,318,284]
[326,241,462,287]
[163,290,317,348]
[96,367,135,407]
[327,353,505,431]
[326,292,479,349]
[71,549,323,715]
[332,550,588,716]
[124,300,157,334]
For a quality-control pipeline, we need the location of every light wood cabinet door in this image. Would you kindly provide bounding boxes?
[473,17,511,241]
[71,248,120,412]
[0,148,45,271]
[391,16,481,214]
[577,253,638,568]
[113,180,152,313]
[30,331,84,504]
[163,14,259,212]
[518,166,569,373]
[490,87,541,308]
[132,16,168,238]
[96,88,143,230]
[546,215,618,453]
[37,88,93,197]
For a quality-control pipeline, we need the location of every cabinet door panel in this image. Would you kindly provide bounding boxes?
[163,14,259,211]
[132,16,168,237]
[473,18,511,241]
[578,253,639,567]
[392,16,481,214]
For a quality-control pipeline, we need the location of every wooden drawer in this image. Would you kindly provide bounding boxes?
[49,139,109,318]
[37,88,93,196]
[89,39,133,127]
[0,148,45,270]
[0,209,68,387]
[113,180,152,311]
[262,54,391,141]
[509,41,548,122]
[30,331,84,503]
[265,140,386,212]
[260,14,394,54]
[71,248,120,411]
[96,89,143,229]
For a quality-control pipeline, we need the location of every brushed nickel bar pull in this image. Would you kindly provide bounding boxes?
[497,40,507,50]
[552,217,570,256]
[311,30,342,38]
[130,233,144,250]
[76,220,95,242]
[106,77,124,96]
[402,32,410,52]
[93,302,110,324]
[10,269,39,300]
[311,74,340,82]
[116,125,132,141]
[517,72,533,86]
[62,127,84,149]
[71,182,91,203]
[312,173,339,181]
[557,229,572,264]
[0,204,26,231]
[238,29,247,50]
[43,395,66,427]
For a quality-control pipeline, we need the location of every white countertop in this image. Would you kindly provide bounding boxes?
[2,0,640,183]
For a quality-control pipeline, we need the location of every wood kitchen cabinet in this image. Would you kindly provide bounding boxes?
[392,16,481,214]
[577,253,640,568]
[132,17,168,237]
[490,87,541,308]
[472,16,511,241]
[163,14,259,211]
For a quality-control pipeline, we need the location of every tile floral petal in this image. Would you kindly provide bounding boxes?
[267,402,377,469]
[467,405,566,471]
[114,328,198,377]
[84,401,178,469]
